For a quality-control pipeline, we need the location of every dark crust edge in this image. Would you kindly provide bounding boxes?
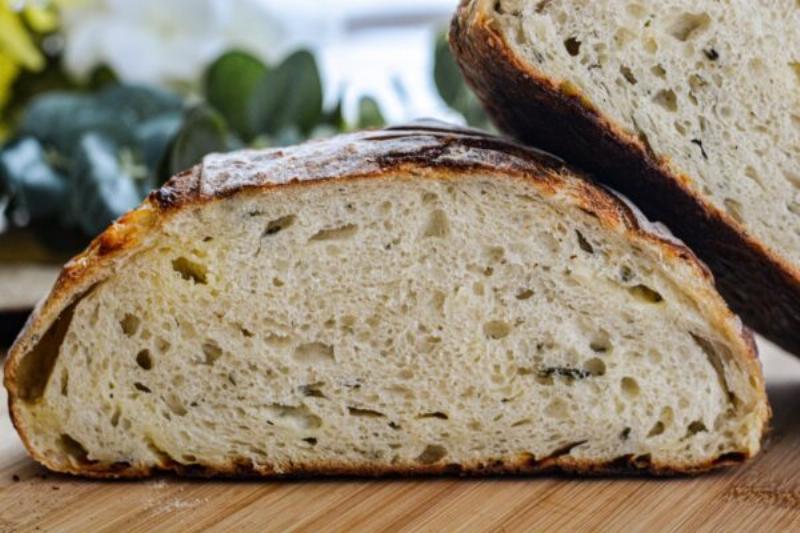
[450,0,800,354]
[3,122,768,478]
[24,450,751,480]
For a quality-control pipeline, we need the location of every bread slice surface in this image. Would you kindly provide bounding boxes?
[4,123,768,478]
[451,0,800,353]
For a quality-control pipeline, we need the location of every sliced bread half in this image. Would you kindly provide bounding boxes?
[4,123,768,477]
[451,0,800,353]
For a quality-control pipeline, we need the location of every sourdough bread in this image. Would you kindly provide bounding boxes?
[451,0,800,353]
[4,123,768,477]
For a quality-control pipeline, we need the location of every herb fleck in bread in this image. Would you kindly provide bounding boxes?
[451,0,800,353]
[4,123,768,478]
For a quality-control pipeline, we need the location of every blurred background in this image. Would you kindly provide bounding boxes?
[0,0,492,346]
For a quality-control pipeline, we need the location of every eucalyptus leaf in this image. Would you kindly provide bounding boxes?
[97,84,183,122]
[433,34,464,108]
[0,137,68,220]
[169,105,229,175]
[356,96,385,129]
[70,133,141,236]
[432,33,492,129]
[250,50,323,136]
[205,51,269,141]
[134,112,183,183]
[20,93,132,155]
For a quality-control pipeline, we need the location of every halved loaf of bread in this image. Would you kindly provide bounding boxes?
[451,0,800,353]
[4,123,767,478]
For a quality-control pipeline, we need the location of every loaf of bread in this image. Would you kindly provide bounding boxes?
[451,0,800,353]
[4,123,768,477]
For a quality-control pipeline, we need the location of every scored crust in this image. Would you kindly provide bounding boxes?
[450,0,800,355]
[3,122,767,478]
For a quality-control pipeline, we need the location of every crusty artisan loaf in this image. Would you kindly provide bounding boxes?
[4,123,767,478]
[451,0,800,353]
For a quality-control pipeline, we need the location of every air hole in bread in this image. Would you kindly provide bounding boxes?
[171,257,207,284]
[418,412,449,420]
[515,288,534,300]
[647,421,665,437]
[310,224,358,242]
[783,169,800,189]
[511,418,532,428]
[165,394,188,416]
[643,37,658,54]
[264,215,296,236]
[584,357,607,376]
[266,404,321,430]
[621,377,640,398]
[135,349,153,370]
[653,89,678,112]
[575,230,594,253]
[687,420,707,436]
[423,209,450,238]
[723,198,744,224]
[421,191,438,204]
[416,444,447,464]
[110,407,121,427]
[134,382,151,393]
[17,291,87,401]
[294,342,335,365]
[60,369,69,396]
[120,313,140,337]
[620,65,637,84]
[484,320,511,339]
[629,284,664,303]
[348,407,385,418]
[546,398,569,419]
[300,383,326,398]
[668,13,711,41]
[564,36,581,56]
[651,64,667,79]
[201,340,223,365]
[589,331,612,353]
[59,434,91,465]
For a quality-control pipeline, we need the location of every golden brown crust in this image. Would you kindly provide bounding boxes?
[3,122,767,478]
[450,0,800,354]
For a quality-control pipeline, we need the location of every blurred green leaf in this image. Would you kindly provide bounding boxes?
[134,112,183,184]
[0,137,67,220]
[87,65,119,91]
[250,50,323,136]
[319,98,345,131]
[168,105,229,175]
[205,51,269,141]
[20,92,131,154]
[356,96,385,129]
[433,34,463,107]
[96,84,184,121]
[433,33,492,129]
[70,133,141,236]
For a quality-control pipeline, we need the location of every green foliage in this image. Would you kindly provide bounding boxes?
[70,134,141,236]
[249,50,323,137]
[205,51,269,141]
[1,48,389,248]
[0,137,67,220]
[433,33,492,129]
[356,96,385,129]
[168,105,229,176]
[2,84,185,240]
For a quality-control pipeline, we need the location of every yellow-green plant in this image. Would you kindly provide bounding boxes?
[0,0,59,137]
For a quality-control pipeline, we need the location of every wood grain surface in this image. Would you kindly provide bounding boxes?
[0,338,798,532]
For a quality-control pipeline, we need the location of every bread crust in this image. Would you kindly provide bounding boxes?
[450,0,800,355]
[3,122,768,478]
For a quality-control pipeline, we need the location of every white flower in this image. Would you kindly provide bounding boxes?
[59,0,288,87]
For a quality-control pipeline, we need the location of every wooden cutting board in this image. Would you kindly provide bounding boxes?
[1,339,799,532]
